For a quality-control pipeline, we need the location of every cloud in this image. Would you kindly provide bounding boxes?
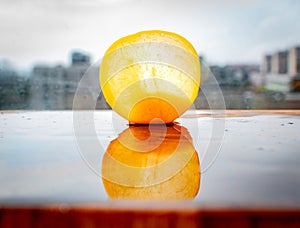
[0,0,300,68]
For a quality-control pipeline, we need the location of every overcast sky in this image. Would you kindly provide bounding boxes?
[1,0,300,69]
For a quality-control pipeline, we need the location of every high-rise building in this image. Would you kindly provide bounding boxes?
[288,46,300,75]
[71,51,90,66]
[262,55,272,73]
[272,51,288,74]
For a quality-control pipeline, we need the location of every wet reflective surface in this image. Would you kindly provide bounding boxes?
[0,111,300,208]
[102,125,200,200]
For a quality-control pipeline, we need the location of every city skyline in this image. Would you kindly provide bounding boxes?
[1,0,300,70]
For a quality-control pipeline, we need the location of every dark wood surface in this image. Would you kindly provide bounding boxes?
[1,206,300,228]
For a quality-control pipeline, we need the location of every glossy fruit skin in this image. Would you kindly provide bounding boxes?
[102,125,200,200]
[100,30,200,124]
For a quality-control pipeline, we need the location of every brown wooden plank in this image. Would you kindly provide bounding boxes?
[1,207,300,228]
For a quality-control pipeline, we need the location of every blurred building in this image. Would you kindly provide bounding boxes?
[210,64,258,87]
[261,45,300,93]
[272,51,288,74]
[29,51,109,110]
[288,47,300,75]
[0,67,29,110]
[263,47,300,75]
[71,51,91,66]
[30,65,66,109]
[262,55,272,74]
